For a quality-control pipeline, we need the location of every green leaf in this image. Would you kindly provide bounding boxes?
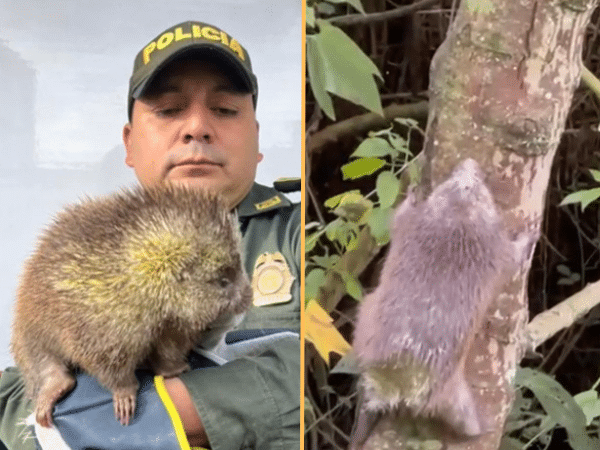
[324,219,359,249]
[574,390,600,425]
[376,171,400,209]
[346,228,362,251]
[341,157,385,180]
[324,218,343,243]
[589,168,600,182]
[351,137,397,158]
[560,187,600,211]
[367,206,392,245]
[517,368,590,444]
[568,433,599,450]
[306,6,316,28]
[311,20,383,117]
[334,196,373,225]
[337,191,365,205]
[324,0,366,14]
[305,228,326,252]
[340,221,358,247]
[306,34,336,119]
[305,268,326,301]
[556,264,571,276]
[310,254,340,270]
[324,190,361,209]
[557,272,580,286]
[389,133,410,155]
[335,269,363,301]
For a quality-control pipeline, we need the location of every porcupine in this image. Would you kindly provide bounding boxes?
[350,158,537,448]
[11,184,253,427]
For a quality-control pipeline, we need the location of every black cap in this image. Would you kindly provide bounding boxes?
[127,21,258,120]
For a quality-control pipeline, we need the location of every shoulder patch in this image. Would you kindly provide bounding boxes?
[254,195,282,211]
[252,252,294,306]
[273,177,301,193]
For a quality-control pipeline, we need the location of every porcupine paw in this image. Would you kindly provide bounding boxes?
[34,399,57,429]
[35,373,76,427]
[113,387,137,426]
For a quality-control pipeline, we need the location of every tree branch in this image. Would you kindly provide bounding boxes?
[581,65,600,101]
[307,101,428,157]
[526,279,600,350]
[328,0,441,27]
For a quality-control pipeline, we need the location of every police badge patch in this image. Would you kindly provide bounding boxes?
[252,252,294,306]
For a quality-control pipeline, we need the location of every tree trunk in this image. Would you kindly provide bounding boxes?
[364,0,598,449]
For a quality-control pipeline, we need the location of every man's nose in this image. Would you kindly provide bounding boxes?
[182,105,213,144]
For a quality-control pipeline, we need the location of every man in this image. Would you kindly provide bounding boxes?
[0,21,300,450]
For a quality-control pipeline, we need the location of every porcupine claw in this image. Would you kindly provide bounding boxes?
[113,387,137,426]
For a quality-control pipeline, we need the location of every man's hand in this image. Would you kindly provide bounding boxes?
[163,377,210,448]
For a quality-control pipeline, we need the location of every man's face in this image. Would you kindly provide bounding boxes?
[123,58,262,209]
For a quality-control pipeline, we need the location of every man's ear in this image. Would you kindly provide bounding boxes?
[255,121,263,163]
[123,123,134,167]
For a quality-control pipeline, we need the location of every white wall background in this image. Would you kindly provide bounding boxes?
[0,0,302,367]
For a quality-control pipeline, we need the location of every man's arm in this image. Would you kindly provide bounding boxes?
[0,367,210,450]
[0,367,36,450]
[164,331,301,450]
[164,377,209,448]
[178,335,300,450]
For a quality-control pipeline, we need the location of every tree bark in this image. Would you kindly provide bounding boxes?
[364,0,598,449]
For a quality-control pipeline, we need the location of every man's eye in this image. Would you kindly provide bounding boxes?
[156,107,181,117]
[213,107,238,117]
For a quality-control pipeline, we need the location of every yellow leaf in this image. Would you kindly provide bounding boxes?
[305,300,351,364]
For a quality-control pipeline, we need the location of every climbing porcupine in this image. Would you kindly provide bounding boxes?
[11,185,253,427]
[350,158,537,448]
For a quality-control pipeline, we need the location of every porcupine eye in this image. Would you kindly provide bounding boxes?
[216,266,236,288]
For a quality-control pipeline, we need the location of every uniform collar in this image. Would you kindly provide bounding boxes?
[236,182,293,218]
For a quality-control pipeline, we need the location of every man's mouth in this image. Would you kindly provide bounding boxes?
[174,158,221,168]
[163,145,226,178]
[168,159,223,174]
